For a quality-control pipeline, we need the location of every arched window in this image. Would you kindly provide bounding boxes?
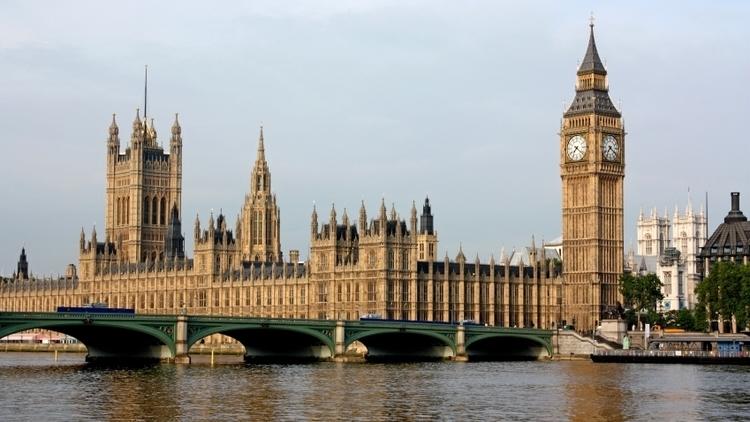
[152,197,158,226]
[680,231,688,253]
[645,233,653,255]
[144,197,150,224]
[125,197,130,225]
[160,197,167,225]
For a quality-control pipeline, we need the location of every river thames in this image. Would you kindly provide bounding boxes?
[1,353,748,421]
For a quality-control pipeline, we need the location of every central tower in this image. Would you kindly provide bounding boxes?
[238,127,282,262]
[560,23,625,331]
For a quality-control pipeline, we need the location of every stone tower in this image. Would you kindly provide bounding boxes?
[417,197,438,261]
[560,23,625,331]
[104,111,182,263]
[637,208,671,256]
[238,127,282,262]
[15,248,29,280]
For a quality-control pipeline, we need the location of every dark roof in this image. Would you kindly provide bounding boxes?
[699,193,750,259]
[578,25,607,75]
[564,25,620,118]
[565,89,621,117]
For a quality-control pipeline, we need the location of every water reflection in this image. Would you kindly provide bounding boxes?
[563,361,627,421]
[1,353,750,421]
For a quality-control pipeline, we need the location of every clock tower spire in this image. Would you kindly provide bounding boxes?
[560,21,625,332]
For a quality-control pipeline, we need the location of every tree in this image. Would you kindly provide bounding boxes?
[696,261,750,332]
[619,272,664,329]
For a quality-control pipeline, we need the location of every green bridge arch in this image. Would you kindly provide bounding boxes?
[0,314,177,360]
[186,322,336,354]
[465,331,553,358]
[346,327,456,352]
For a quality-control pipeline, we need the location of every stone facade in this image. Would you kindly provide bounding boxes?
[0,116,564,330]
[631,202,707,310]
[0,24,629,334]
[104,111,182,264]
[560,24,625,331]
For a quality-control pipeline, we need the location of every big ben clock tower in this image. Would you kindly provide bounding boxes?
[561,22,624,332]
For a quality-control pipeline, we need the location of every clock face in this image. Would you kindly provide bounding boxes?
[602,135,619,161]
[566,135,587,161]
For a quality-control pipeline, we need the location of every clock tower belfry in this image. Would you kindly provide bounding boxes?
[560,23,625,332]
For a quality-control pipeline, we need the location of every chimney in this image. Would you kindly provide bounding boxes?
[289,250,300,264]
[724,192,747,223]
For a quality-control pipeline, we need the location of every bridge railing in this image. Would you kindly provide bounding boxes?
[0,312,173,321]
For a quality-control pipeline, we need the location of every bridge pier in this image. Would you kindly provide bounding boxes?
[454,325,468,362]
[333,320,346,361]
[174,315,191,364]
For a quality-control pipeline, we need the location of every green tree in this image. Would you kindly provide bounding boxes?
[675,308,697,331]
[696,261,750,332]
[619,272,664,329]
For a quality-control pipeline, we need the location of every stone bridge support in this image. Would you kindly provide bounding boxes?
[455,324,468,361]
[334,320,346,359]
[174,315,190,364]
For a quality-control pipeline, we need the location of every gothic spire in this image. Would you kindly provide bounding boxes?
[359,200,367,232]
[311,204,319,237]
[108,114,119,143]
[257,125,265,162]
[171,113,182,142]
[194,213,201,239]
[578,21,606,75]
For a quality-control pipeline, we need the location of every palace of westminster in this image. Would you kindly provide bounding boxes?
[1,25,640,333]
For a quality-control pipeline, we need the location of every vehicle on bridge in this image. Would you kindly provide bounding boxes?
[56,304,135,315]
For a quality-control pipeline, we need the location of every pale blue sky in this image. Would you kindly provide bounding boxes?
[1,1,748,275]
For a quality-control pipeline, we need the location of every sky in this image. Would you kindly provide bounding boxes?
[1,1,749,275]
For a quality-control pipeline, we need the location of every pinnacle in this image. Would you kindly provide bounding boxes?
[578,22,606,75]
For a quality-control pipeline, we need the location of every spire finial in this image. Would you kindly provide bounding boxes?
[589,11,595,29]
[256,125,265,161]
[578,14,606,75]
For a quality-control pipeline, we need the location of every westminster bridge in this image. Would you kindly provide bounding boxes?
[0,312,553,363]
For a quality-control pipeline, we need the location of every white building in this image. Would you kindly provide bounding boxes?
[630,201,707,311]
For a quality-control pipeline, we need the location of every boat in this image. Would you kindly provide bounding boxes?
[591,334,750,364]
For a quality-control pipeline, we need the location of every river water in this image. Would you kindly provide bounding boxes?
[1,353,748,421]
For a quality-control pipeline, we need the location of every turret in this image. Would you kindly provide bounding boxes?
[329,204,337,238]
[130,109,143,149]
[164,204,185,260]
[80,227,86,251]
[16,248,29,280]
[420,196,434,235]
[194,214,201,240]
[147,118,158,146]
[107,114,120,155]
[170,113,182,155]
[342,208,349,238]
[359,201,367,235]
[410,201,418,235]
[311,205,318,238]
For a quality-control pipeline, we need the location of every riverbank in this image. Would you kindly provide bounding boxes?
[0,343,86,353]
